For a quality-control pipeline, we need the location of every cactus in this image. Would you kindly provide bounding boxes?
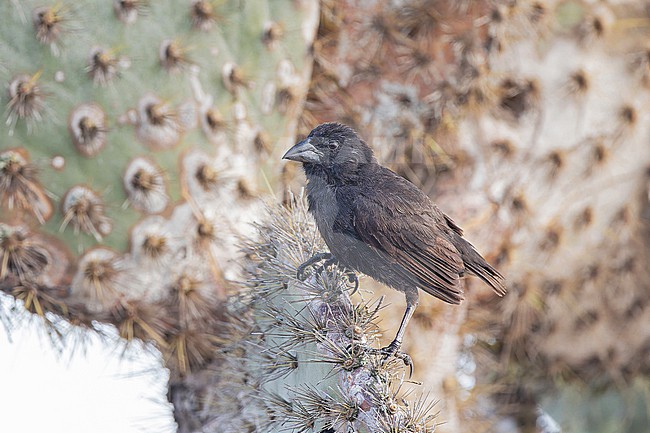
[0,0,318,252]
[173,196,440,432]
[297,0,650,431]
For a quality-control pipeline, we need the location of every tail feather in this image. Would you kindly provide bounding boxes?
[452,234,507,296]
[466,260,507,296]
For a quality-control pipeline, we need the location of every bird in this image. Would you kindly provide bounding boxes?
[282,122,506,361]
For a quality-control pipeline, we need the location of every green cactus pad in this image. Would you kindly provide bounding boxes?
[0,0,317,255]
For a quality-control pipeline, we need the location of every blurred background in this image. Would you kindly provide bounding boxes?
[1,0,649,432]
[0,297,174,433]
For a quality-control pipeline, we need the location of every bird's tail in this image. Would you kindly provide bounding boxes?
[452,234,507,296]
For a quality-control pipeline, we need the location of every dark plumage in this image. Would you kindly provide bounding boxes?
[283,122,506,357]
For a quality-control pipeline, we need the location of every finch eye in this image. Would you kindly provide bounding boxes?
[328,141,339,150]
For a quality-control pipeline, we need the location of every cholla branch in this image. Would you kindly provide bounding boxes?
[192,193,439,432]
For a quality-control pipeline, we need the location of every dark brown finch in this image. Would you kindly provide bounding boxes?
[283,123,506,360]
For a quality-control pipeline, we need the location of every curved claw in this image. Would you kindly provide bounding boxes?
[345,271,359,295]
[395,351,413,378]
[296,262,310,280]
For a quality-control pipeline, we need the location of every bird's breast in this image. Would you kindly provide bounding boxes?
[306,177,339,244]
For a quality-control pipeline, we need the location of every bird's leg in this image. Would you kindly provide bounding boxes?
[382,297,418,356]
[296,252,333,280]
[381,295,418,374]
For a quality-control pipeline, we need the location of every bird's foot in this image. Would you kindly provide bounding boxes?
[379,341,413,378]
[297,253,359,294]
[296,252,333,280]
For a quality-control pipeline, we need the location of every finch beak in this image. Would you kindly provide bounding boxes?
[282,138,322,164]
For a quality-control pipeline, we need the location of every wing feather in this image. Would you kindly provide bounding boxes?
[352,193,465,304]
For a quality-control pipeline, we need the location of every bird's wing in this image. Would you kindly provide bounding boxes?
[351,183,465,305]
